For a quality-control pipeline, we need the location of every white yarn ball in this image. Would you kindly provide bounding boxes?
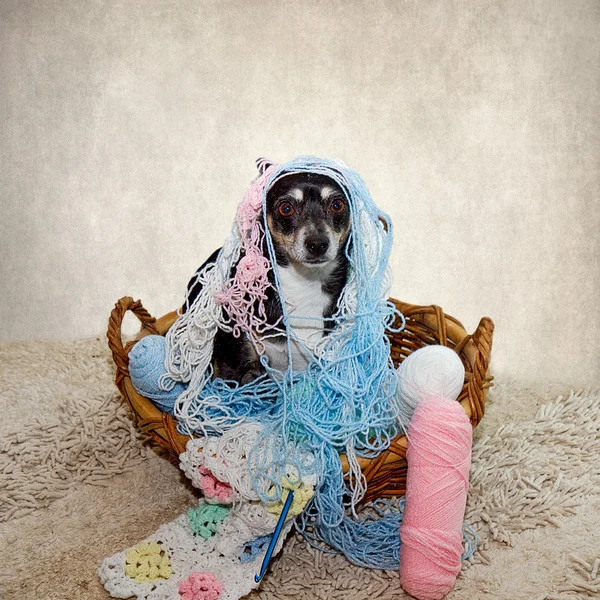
[396,345,465,422]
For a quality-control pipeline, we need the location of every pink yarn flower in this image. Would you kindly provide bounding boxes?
[235,249,270,285]
[198,466,233,503]
[178,572,224,600]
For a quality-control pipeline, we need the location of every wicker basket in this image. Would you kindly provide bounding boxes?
[107,296,494,503]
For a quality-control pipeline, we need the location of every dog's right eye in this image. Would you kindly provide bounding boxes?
[278,201,295,217]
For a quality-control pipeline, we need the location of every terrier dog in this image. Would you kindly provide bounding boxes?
[184,166,351,384]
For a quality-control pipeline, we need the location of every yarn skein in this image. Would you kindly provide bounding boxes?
[399,396,472,600]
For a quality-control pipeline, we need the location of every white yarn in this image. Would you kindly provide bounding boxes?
[396,345,465,429]
[344,436,368,517]
[159,233,241,435]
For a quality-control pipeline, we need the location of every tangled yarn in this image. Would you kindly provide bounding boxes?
[212,165,277,340]
[155,156,408,568]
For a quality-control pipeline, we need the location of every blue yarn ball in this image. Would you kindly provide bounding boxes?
[128,335,185,413]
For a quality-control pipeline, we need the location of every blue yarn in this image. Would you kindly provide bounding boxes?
[129,336,285,428]
[134,156,476,570]
[299,495,478,569]
[239,534,272,563]
[240,157,408,568]
[128,335,185,414]
[298,496,405,570]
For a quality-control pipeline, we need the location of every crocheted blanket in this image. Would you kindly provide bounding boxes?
[99,499,294,600]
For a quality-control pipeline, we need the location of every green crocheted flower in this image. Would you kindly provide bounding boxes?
[125,541,173,584]
[188,503,230,539]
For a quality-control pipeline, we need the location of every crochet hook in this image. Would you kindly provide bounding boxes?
[254,490,294,583]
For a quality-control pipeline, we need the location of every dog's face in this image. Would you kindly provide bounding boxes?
[265,173,351,268]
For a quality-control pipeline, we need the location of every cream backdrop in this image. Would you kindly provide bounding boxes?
[1,1,598,386]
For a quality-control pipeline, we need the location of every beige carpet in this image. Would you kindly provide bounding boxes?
[1,337,599,600]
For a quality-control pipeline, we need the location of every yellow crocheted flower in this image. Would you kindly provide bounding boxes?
[125,541,173,584]
[267,478,314,519]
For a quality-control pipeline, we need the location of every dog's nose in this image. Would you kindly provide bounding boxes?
[305,235,330,257]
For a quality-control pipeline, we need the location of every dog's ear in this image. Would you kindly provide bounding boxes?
[256,157,274,175]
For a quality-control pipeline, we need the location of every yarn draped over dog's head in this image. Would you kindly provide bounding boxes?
[160,156,408,568]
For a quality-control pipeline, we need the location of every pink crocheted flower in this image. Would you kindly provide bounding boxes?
[236,249,269,284]
[198,466,233,503]
[178,572,224,600]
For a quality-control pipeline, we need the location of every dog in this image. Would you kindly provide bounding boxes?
[183,168,351,384]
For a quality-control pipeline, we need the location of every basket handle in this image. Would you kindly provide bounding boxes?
[466,316,495,424]
[107,296,159,378]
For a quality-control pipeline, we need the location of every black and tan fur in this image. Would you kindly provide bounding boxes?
[184,168,351,384]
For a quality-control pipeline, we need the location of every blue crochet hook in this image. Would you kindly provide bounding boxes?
[254,490,294,583]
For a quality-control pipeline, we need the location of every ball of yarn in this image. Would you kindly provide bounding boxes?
[396,345,465,426]
[129,335,185,413]
[399,396,472,600]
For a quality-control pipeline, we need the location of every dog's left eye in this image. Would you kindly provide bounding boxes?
[330,198,345,214]
[278,201,295,217]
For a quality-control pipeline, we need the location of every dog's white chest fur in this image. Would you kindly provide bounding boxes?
[262,263,333,372]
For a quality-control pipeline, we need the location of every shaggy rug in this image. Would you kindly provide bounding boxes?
[0,336,599,600]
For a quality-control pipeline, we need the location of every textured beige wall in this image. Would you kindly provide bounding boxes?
[1,1,598,386]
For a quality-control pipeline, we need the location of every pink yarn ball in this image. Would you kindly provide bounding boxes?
[197,466,233,504]
[399,396,472,600]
